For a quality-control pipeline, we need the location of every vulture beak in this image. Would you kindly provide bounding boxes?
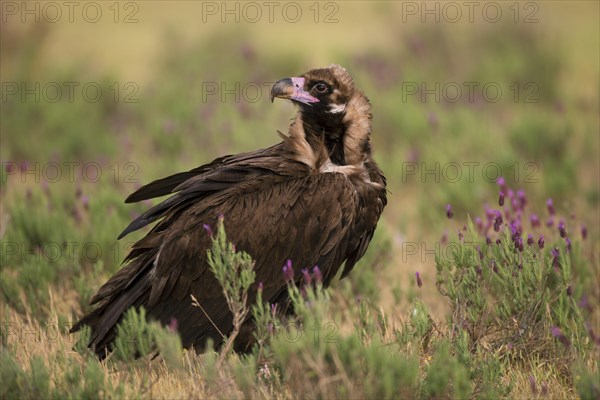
[270,77,320,105]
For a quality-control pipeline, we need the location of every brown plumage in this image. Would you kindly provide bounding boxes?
[71,64,387,357]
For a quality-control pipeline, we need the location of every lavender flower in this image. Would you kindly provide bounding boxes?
[558,219,567,238]
[566,285,572,296]
[415,271,422,288]
[486,236,492,245]
[475,217,483,232]
[301,268,312,285]
[312,266,322,283]
[565,237,572,252]
[514,236,524,252]
[538,235,545,249]
[458,230,464,241]
[527,234,534,246]
[446,204,453,219]
[496,176,506,190]
[517,189,527,208]
[529,213,540,228]
[581,224,587,240]
[258,281,264,291]
[203,224,213,237]
[551,247,560,270]
[546,198,555,215]
[493,210,503,232]
[282,259,294,283]
[551,326,571,347]
[498,191,505,207]
[546,217,554,228]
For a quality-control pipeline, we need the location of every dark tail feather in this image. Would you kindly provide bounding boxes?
[70,261,152,358]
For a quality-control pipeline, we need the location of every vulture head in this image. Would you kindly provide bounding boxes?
[271,64,372,166]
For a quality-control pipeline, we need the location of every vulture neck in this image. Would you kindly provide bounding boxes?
[287,93,373,171]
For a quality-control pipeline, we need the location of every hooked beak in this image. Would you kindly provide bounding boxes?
[270,77,320,105]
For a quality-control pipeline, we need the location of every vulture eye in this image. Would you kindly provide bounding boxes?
[313,83,329,94]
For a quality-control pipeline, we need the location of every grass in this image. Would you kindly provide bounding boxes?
[1,2,598,399]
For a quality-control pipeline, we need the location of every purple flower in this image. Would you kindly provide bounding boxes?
[282,259,294,283]
[546,217,554,228]
[551,326,571,347]
[257,282,264,291]
[565,237,572,252]
[517,189,527,208]
[486,236,492,245]
[485,206,495,223]
[301,268,311,285]
[566,285,572,296]
[312,266,322,283]
[527,234,534,246]
[558,220,567,238]
[551,247,560,270]
[511,198,520,211]
[415,271,422,288]
[581,224,587,240]
[546,198,555,215]
[495,239,501,245]
[496,176,506,189]
[475,217,483,232]
[538,235,545,249]
[493,210,503,232]
[515,236,524,252]
[529,213,540,228]
[203,224,213,237]
[458,230,464,241]
[446,204,453,219]
[498,191,505,207]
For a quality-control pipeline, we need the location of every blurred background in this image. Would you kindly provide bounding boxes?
[1,1,598,319]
